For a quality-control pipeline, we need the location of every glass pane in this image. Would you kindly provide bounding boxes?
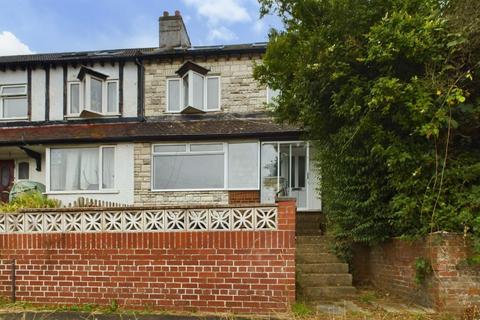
[50,148,99,191]
[279,144,290,196]
[183,74,189,108]
[260,143,278,203]
[153,144,186,153]
[153,154,224,189]
[267,87,280,103]
[3,97,28,118]
[90,78,102,112]
[290,144,307,208]
[18,162,29,180]
[168,79,181,112]
[1,85,26,95]
[206,77,219,110]
[70,83,80,114]
[228,142,258,189]
[107,82,117,113]
[192,72,204,109]
[1,166,10,187]
[190,143,223,152]
[102,147,115,189]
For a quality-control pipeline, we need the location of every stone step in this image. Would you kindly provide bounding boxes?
[297,263,349,274]
[296,243,332,253]
[297,273,352,287]
[296,236,333,244]
[302,286,357,299]
[296,253,341,264]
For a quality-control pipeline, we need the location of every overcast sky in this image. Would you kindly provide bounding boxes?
[0,0,281,56]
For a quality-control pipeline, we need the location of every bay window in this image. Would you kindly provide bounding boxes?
[67,66,119,116]
[0,84,28,119]
[167,72,220,112]
[152,142,259,191]
[49,146,115,192]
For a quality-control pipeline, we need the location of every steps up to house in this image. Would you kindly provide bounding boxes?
[296,212,323,236]
[296,236,356,300]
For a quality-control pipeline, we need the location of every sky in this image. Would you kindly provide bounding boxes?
[0,0,282,56]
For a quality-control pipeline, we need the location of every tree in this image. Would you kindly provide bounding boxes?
[254,0,480,259]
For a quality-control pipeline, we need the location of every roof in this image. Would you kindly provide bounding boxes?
[0,115,302,146]
[0,43,267,67]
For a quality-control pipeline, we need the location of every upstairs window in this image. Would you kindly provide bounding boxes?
[167,61,220,113]
[67,66,119,117]
[0,84,28,119]
[267,87,280,104]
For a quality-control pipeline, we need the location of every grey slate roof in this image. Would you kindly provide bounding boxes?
[0,43,267,66]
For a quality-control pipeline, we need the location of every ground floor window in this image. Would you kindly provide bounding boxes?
[49,146,115,192]
[152,142,259,191]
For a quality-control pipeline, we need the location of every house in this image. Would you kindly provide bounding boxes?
[0,11,321,211]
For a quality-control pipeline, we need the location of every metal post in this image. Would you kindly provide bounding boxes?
[11,259,16,303]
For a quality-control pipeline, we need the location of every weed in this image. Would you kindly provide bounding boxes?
[291,302,313,317]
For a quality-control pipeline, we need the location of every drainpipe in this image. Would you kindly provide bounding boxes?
[11,259,16,303]
[135,58,146,122]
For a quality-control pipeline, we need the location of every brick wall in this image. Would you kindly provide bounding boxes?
[228,191,260,205]
[0,199,296,315]
[353,233,480,315]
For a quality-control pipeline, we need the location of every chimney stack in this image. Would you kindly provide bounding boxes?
[159,11,191,49]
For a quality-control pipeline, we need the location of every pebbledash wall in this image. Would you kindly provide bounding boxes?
[0,199,296,314]
[352,233,480,315]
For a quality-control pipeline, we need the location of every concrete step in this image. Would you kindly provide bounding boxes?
[296,253,341,264]
[303,286,357,299]
[297,263,349,274]
[297,243,332,253]
[297,273,352,287]
[296,236,333,244]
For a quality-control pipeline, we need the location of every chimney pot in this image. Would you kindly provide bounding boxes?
[175,10,181,16]
[163,11,169,17]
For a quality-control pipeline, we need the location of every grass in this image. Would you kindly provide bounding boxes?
[292,302,314,317]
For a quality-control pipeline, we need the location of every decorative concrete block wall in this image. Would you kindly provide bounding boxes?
[353,233,480,315]
[0,199,296,315]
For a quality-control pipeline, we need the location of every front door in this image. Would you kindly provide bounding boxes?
[0,160,14,202]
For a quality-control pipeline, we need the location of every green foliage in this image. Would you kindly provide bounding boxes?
[0,192,60,213]
[108,299,119,313]
[255,0,480,257]
[291,302,314,317]
[414,257,433,284]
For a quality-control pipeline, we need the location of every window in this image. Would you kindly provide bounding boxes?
[18,162,29,180]
[167,72,220,112]
[49,146,115,192]
[152,143,226,190]
[267,87,280,104]
[67,68,119,116]
[228,142,259,189]
[0,84,28,119]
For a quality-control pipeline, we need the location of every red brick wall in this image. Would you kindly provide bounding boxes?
[228,191,260,204]
[353,233,480,315]
[0,199,296,315]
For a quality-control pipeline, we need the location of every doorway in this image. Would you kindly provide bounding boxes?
[0,160,14,202]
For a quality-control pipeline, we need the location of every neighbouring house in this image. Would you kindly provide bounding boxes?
[0,11,322,211]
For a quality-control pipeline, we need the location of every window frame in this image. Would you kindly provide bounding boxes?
[45,145,118,194]
[151,142,228,192]
[0,84,28,120]
[266,87,280,104]
[151,141,261,192]
[166,72,221,113]
[16,160,30,181]
[66,76,119,117]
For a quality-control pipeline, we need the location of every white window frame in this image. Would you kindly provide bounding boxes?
[45,145,118,194]
[151,141,261,192]
[66,76,119,117]
[166,72,221,113]
[266,87,280,104]
[0,84,28,120]
[151,142,228,192]
[15,159,30,181]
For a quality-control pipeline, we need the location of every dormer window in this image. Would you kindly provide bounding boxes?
[67,66,119,117]
[0,84,28,120]
[166,61,220,113]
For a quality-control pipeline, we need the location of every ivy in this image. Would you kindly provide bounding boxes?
[255,0,480,259]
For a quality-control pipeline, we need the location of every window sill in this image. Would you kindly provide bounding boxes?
[0,117,29,122]
[45,190,120,195]
[64,114,121,119]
